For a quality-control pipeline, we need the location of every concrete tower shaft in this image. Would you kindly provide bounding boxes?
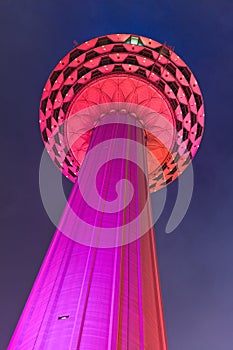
[8,114,167,349]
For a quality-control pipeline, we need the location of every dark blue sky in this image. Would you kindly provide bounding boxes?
[0,1,233,349]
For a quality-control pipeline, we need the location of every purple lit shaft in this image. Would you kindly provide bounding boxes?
[8,114,167,349]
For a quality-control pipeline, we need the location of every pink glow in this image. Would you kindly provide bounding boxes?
[39,34,204,189]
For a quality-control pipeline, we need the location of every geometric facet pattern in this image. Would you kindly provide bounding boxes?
[39,34,205,192]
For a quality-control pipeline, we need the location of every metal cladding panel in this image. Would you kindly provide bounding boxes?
[9,114,167,349]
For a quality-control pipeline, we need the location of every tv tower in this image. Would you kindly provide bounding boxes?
[9,34,204,349]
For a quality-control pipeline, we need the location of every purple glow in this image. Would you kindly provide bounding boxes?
[8,114,167,349]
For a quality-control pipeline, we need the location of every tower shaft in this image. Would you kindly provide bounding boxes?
[9,114,167,349]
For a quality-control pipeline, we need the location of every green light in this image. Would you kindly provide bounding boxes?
[124,36,144,46]
[131,36,139,45]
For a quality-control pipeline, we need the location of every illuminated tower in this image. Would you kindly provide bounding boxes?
[8,34,204,349]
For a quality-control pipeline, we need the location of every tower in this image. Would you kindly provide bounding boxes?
[8,34,204,349]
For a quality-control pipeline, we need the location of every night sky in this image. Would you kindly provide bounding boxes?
[1,1,233,349]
